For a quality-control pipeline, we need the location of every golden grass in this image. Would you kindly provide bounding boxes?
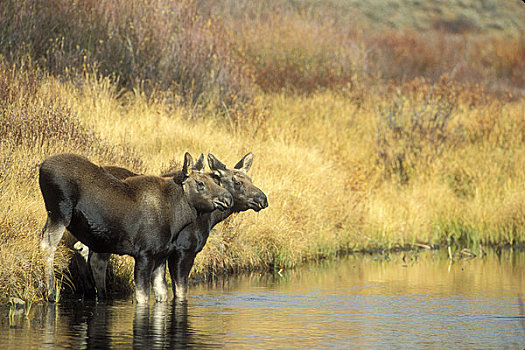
[0,1,524,304]
[2,61,524,303]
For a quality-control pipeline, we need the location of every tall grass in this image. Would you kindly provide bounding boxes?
[0,0,524,303]
[375,77,465,184]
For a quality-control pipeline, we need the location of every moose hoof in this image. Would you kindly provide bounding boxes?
[135,290,149,304]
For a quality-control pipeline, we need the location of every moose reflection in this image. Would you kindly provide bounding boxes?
[36,301,196,349]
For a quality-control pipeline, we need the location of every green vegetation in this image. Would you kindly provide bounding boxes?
[1,0,524,304]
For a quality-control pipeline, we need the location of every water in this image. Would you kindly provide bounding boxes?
[2,249,524,349]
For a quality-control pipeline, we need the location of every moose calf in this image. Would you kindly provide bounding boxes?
[73,153,268,302]
[39,152,232,303]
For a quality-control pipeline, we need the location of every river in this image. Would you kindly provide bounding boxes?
[1,249,524,349]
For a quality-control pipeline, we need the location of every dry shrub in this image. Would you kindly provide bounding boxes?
[370,30,525,94]
[0,0,254,109]
[2,0,523,100]
[376,77,464,183]
[432,16,480,34]
[201,1,524,96]
[0,58,143,172]
[231,9,372,94]
[472,36,525,89]
[370,30,464,82]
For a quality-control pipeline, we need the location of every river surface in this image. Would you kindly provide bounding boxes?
[1,249,524,349]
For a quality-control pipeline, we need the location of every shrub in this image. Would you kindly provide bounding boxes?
[375,78,463,183]
[0,0,254,109]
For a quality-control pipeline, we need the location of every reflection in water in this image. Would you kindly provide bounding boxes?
[42,301,115,349]
[1,249,524,349]
[133,302,198,349]
[2,300,210,349]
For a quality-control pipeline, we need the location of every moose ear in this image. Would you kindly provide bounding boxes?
[182,152,194,177]
[193,153,205,173]
[234,152,253,173]
[208,153,227,176]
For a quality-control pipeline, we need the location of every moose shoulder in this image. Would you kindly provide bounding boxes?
[39,152,232,303]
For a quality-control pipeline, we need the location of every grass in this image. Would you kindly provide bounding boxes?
[0,0,524,304]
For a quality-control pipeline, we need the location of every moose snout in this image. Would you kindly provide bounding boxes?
[214,192,233,211]
[254,192,268,211]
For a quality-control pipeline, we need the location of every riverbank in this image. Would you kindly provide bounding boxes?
[2,248,524,349]
[1,0,524,304]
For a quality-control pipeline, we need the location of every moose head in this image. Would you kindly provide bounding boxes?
[182,153,233,213]
[207,153,268,213]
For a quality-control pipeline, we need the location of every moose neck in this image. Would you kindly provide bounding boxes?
[169,183,199,231]
[206,201,255,230]
[206,208,234,231]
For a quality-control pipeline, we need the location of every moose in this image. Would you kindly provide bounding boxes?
[73,153,268,302]
[39,152,233,303]
[166,153,268,301]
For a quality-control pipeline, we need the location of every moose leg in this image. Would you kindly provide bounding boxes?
[134,254,154,304]
[72,241,96,298]
[90,252,111,300]
[151,261,169,302]
[168,250,196,303]
[40,217,66,302]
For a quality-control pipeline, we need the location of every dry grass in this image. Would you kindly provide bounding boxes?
[0,0,524,303]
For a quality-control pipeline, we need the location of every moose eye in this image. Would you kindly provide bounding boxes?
[196,180,206,191]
